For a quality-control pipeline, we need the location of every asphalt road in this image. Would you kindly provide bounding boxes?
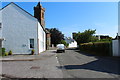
[57,48,120,78]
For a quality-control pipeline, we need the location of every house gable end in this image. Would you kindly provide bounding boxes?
[1,2,37,21]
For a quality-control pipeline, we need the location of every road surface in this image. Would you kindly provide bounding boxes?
[57,48,120,78]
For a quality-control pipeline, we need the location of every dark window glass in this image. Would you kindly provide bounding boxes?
[30,39,34,48]
[0,23,1,28]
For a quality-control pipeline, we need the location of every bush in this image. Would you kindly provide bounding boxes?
[60,40,69,47]
[0,48,7,56]
[5,52,8,56]
[31,49,35,55]
[2,48,5,55]
[79,42,112,56]
[8,50,12,55]
[0,48,2,56]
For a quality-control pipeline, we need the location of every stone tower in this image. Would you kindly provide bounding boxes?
[34,2,45,27]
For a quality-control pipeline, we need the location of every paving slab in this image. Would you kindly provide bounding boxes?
[1,50,63,78]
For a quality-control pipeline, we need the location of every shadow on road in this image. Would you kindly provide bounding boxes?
[57,48,120,75]
[52,51,57,53]
[57,58,120,75]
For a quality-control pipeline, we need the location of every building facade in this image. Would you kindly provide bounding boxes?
[65,37,77,48]
[1,2,46,54]
[34,2,51,50]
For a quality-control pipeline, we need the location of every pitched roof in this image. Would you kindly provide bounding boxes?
[1,2,47,33]
[1,2,36,19]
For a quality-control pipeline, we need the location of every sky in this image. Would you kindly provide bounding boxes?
[2,2,118,38]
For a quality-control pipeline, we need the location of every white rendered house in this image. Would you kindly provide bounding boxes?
[0,2,46,54]
[65,37,77,48]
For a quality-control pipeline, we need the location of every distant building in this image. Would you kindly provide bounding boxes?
[72,32,77,40]
[95,35,110,40]
[64,37,77,48]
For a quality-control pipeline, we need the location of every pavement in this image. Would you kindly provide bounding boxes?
[1,50,63,78]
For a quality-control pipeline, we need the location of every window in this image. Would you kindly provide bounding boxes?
[0,23,1,28]
[42,12,44,18]
[30,39,34,48]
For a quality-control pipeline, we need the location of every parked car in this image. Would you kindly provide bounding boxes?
[56,44,65,53]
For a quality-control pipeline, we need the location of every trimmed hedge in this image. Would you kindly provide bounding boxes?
[0,48,2,56]
[0,48,6,56]
[79,42,112,56]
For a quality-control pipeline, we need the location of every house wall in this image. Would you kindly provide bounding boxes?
[2,3,39,54]
[38,22,46,53]
[112,40,120,56]
[0,10,2,38]
[118,2,120,36]
[68,41,77,48]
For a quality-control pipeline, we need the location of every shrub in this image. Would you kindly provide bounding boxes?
[79,42,112,56]
[60,40,69,47]
[0,48,6,56]
[2,48,5,55]
[8,50,12,55]
[0,48,2,56]
[5,52,8,56]
[31,49,35,55]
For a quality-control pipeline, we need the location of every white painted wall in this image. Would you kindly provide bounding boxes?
[43,29,46,51]
[0,10,2,38]
[112,40,120,56]
[68,41,77,48]
[118,23,120,36]
[38,22,46,53]
[118,2,120,36]
[2,3,39,54]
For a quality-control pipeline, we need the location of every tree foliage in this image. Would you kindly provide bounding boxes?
[47,28,64,47]
[73,29,96,44]
[60,40,69,47]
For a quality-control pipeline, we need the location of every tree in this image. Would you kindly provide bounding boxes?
[73,29,96,44]
[47,28,64,47]
[60,40,69,47]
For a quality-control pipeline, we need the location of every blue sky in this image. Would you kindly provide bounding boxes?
[2,2,118,38]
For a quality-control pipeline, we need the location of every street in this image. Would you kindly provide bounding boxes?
[1,49,120,79]
[57,49,120,78]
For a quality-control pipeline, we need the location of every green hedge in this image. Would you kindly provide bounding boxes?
[0,48,2,56]
[79,42,112,56]
[0,48,6,56]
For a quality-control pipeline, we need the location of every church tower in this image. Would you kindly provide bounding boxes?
[34,2,45,27]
